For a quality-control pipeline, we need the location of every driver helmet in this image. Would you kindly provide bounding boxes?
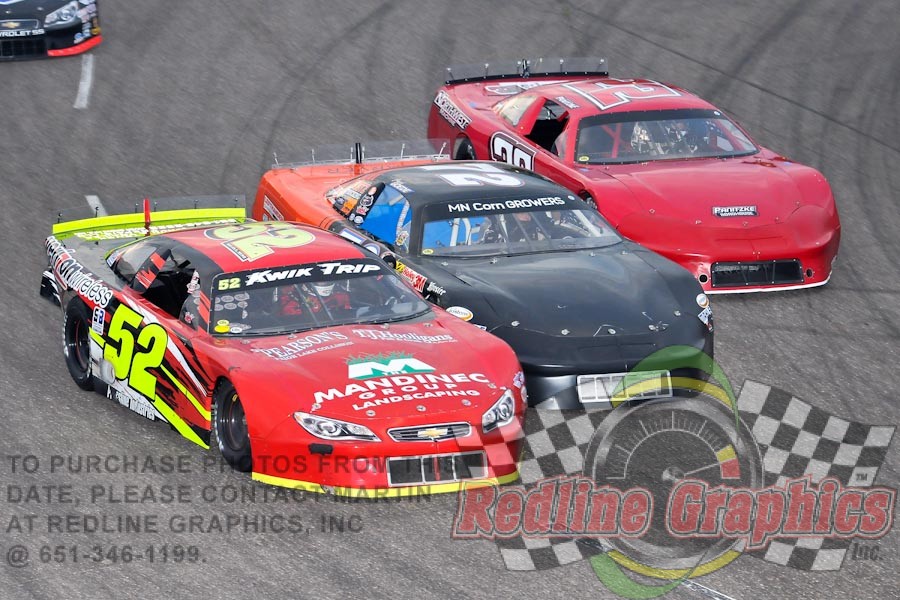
[312,282,335,297]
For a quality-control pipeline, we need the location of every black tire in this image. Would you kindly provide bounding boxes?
[211,381,252,472]
[63,299,95,391]
[455,137,477,160]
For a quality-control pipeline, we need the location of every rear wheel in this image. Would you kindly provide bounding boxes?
[63,299,95,391]
[455,137,477,160]
[211,381,252,472]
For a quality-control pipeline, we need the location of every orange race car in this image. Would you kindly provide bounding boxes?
[253,142,452,260]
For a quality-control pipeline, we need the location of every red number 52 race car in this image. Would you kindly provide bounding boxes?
[428,57,841,293]
[39,200,524,497]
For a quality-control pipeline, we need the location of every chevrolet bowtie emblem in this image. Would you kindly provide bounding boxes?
[417,427,449,440]
[1,21,20,29]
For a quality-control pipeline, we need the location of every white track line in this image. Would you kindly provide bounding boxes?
[73,53,95,109]
[85,195,107,217]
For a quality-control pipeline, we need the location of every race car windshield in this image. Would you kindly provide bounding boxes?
[419,198,621,257]
[209,259,430,336]
[575,108,757,164]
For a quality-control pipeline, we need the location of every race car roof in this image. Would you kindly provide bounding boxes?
[368,162,574,205]
[158,222,366,276]
[486,77,717,116]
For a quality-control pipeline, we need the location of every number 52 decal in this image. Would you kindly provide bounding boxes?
[205,222,316,262]
[103,304,167,399]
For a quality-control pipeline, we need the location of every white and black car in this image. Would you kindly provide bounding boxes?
[0,0,100,60]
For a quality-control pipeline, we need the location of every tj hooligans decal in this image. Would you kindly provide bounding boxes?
[352,329,455,344]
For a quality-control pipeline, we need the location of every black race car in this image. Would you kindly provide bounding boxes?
[254,158,714,409]
[0,0,100,60]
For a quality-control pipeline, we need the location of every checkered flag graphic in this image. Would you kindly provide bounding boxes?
[492,381,895,572]
[496,408,610,571]
[736,381,895,571]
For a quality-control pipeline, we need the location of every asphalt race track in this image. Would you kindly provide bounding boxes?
[1,2,898,599]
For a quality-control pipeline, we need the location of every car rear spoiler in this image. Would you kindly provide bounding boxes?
[51,195,247,242]
[272,139,451,169]
[443,56,608,84]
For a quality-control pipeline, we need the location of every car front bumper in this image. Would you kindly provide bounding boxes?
[249,416,524,498]
[1,15,101,60]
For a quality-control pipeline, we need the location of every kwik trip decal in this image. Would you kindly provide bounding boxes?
[313,352,488,411]
[47,236,114,308]
[452,347,897,598]
[243,262,381,287]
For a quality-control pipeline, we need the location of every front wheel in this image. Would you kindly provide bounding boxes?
[455,137,477,160]
[63,299,95,391]
[211,381,252,472]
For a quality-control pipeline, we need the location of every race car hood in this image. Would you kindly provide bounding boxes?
[430,246,688,337]
[219,318,508,423]
[589,157,802,227]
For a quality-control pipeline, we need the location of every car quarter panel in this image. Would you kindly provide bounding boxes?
[44,235,216,447]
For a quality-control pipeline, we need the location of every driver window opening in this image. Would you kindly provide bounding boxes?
[526,100,568,154]
[135,249,197,320]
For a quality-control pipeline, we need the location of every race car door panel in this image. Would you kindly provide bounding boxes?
[99,243,212,447]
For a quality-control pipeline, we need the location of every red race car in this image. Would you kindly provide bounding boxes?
[40,200,524,497]
[427,57,841,293]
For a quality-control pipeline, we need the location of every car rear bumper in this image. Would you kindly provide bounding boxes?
[668,223,840,294]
